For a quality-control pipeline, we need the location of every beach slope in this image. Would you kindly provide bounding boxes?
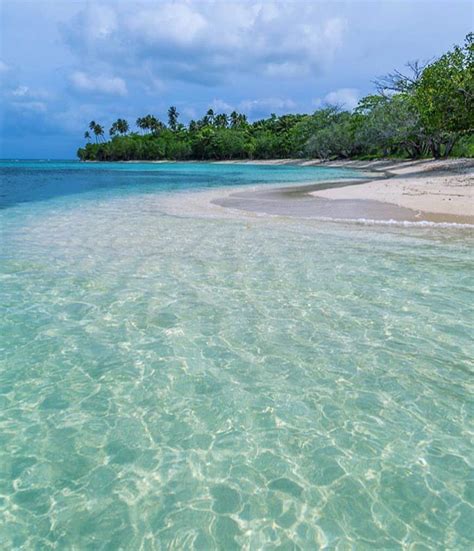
[212,158,473,225]
[311,159,473,220]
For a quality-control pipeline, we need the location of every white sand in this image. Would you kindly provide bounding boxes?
[311,159,474,219]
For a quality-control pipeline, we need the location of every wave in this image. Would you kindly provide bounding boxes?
[294,216,474,229]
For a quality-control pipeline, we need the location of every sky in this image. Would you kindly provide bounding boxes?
[0,0,472,158]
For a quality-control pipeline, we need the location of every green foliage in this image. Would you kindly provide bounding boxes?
[88,121,105,144]
[353,95,426,158]
[78,36,473,162]
[451,134,474,158]
[167,106,179,132]
[413,33,474,157]
[304,110,357,160]
[109,118,129,137]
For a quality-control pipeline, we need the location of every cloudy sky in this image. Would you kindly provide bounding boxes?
[0,0,472,158]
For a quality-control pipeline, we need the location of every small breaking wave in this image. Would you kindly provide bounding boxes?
[295,215,474,229]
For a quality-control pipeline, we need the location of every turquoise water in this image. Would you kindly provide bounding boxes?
[1,162,473,549]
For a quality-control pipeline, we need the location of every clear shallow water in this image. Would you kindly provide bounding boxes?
[0,160,360,210]
[0,162,473,549]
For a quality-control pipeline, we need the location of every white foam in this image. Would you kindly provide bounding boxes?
[159,189,474,230]
[294,216,474,229]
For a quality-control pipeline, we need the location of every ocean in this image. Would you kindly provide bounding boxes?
[1,161,472,549]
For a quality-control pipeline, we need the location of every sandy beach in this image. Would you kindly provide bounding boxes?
[211,158,474,225]
[312,158,474,219]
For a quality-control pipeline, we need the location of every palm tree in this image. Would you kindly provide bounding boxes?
[84,131,91,143]
[149,117,165,135]
[237,113,248,128]
[215,113,229,128]
[204,108,215,126]
[137,116,153,133]
[111,118,129,137]
[89,121,98,141]
[230,111,239,128]
[137,115,157,134]
[136,117,147,134]
[92,123,105,143]
[117,118,129,135]
[168,106,179,131]
[146,115,156,132]
[89,121,104,143]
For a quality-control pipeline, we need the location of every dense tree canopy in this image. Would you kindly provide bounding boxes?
[78,35,473,162]
[413,33,473,157]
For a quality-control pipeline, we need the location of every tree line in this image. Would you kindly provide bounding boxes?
[78,34,473,162]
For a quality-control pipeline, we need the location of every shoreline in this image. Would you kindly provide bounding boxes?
[210,158,474,225]
[84,157,473,225]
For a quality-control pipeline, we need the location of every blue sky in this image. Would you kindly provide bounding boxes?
[1,0,472,158]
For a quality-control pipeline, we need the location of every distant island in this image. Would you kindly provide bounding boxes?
[78,34,473,163]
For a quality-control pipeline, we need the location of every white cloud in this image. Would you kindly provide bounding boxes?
[0,60,10,73]
[11,85,29,97]
[70,71,127,96]
[239,98,296,116]
[324,88,360,110]
[2,83,52,119]
[64,3,347,86]
[8,85,51,99]
[69,5,118,43]
[263,62,310,78]
[11,101,47,113]
[313,88,360,111]
[144,77,165,95]
[52,103,110,133]
[181,106,198,120]
[210,99,233,113]
[128,4,207,47]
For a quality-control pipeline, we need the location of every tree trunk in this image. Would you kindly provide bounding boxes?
[430,139,441,159]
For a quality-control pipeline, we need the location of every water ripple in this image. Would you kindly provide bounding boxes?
[1,191,473,549]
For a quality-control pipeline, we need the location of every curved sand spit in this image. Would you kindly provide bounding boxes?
[211,158,474,225]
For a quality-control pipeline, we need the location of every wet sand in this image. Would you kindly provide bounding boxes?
[212,159,474,225]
